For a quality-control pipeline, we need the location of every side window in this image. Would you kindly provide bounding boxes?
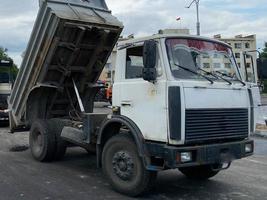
[125,46,144,79]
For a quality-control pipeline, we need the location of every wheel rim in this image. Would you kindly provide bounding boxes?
[112,151,134,181]
[32,130,43,155]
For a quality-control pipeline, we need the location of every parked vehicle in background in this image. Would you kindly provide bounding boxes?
[0,60,13,123]
[106,84,112,104]
[94,80,112,104]
[8,0,254,197]
[94,80,107,103]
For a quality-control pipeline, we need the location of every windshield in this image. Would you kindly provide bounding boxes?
[166,38,241,81]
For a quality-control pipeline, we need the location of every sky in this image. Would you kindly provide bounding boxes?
[0,0,266,66]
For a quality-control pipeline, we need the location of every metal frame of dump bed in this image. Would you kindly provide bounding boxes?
[8,0,123,131]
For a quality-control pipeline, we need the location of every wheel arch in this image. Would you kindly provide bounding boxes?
[26,84,58,127]
[97,115,148,168]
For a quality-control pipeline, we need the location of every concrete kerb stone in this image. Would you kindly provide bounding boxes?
[253,130,267,138]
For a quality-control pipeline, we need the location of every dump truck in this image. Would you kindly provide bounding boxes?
[9,0,254,197]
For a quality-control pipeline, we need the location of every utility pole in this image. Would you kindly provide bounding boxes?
[186,0,200,36]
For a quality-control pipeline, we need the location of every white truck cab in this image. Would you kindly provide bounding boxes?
[90,34,253,195]
[113,34,253,146]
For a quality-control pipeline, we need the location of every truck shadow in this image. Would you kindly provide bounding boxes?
[57,148,232,199]
[142,171,230,200]
[59,147,99,171]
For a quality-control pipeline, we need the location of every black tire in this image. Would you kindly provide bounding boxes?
[48,119,71,160]
[102,134,157,197]
[29,120,56,162]
[179,164,221,180]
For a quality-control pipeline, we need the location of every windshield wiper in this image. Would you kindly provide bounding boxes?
[214,71,246,86]
[174,64,214,84]
[197,67,232,85]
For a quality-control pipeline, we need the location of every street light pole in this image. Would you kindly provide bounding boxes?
[186,0,200,36]
[196,0,200,36]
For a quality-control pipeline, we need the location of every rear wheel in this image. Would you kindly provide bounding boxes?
[179,164,221,180]
[29,120,56,162]
[48,119,72,160]
[102,134,157,197]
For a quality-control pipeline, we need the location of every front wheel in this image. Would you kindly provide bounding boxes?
[102,134,157,197]
[179,164,221,180]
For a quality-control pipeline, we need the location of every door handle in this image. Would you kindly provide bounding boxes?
[121,100,132,106]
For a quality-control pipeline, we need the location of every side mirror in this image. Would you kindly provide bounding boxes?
[143,40,157,82]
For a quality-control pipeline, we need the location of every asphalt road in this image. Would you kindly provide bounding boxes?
[0,127,267,200]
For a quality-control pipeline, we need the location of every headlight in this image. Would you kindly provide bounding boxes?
[180,152,193,163]
[245,143,253,153]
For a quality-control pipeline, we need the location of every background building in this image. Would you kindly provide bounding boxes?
[214,34,257,82]
[98,50,116,83]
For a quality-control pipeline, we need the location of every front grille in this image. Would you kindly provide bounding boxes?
[185,108,249,144]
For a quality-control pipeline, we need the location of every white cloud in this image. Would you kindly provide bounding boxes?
[106,0,267,47]
[0,12,36,46]
[8,52,23,67]
[1,0,266,66]
[0,0,38,65]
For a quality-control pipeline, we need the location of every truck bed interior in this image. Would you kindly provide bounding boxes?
[8,0,123,129]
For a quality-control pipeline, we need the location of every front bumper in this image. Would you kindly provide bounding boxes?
[146,139,254,169]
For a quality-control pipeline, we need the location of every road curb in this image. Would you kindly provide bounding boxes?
[253,131,267,138]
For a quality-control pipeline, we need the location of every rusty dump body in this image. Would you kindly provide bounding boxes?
[8,0,123,131]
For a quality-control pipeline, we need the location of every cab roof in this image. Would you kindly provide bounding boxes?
[118,34,231,49]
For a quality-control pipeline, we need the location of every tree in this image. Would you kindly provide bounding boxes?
[261,42,267,59]
[0,47,19,81]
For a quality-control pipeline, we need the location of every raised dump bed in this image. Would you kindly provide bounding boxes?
[8,0,123,131]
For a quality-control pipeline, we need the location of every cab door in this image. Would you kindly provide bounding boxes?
[113,44,168,142]
[241,52,264,131]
